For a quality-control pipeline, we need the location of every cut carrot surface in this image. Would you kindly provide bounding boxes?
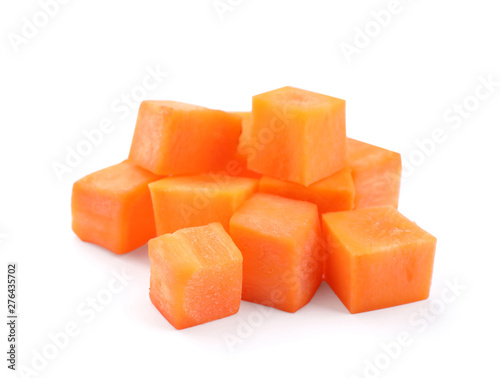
[224,111,261,179]
[229,193,323,313]
[238,111,252,149]
[129,101,241,176]
[149,174,258,235]
[232,111,251,141]
[229,150,262,179]
[247,86,346,186]
[72,160,162,254]
[258,168,354,213]
[322,206,437,314]
[348,138,402,209]
[234,111,252,158]
[149,223,243,329]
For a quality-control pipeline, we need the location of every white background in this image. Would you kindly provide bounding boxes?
[1,1,499,377]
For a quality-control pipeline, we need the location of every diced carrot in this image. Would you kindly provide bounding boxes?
[72,160,162,254]
[71,86,435,324]
[223,111,261,179]
[247,86,346,186]
[229,193,323,313]
[348,138,402,209]
[233,111,252,154]
[149,223,243,329]
[322,206,437,314]
[229,150,262,179]
[258,168,354,213]
[129,101,241,176]
[149,174,258,235]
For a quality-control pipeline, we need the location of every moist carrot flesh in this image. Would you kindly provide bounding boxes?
[229,193,323,313]
[348,138,402,209]
[322,206,437,314]
[236,111,252,147]
[248,86,346,186]
[149,222,243,329]
[258,167,354,213]
[233,111,253,159]
[230,150,263,179]
[149,174,258,235]
[71,160,162,254]
[225,111,261,179]
[129,101,241,176]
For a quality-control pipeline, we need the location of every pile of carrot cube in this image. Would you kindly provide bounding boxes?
[72,86,437,329]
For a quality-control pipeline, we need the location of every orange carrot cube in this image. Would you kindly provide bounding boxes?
[248,86,346,186]
[229,193,323,313]
[71,160,162,254]
[322,206,437,314]
[129,101,241,176]
[149,174,258,235]
[258,168,354,213]
[149,223,243,329]
[348,138,402,209]
[225,111,261,179]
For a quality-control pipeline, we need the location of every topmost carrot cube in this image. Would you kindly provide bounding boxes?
[129,101,242,176]
[247,87,346,186]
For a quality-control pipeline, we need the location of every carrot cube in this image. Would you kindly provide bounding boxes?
[248,86,346,186]
[233,111,253,160]
[149,223,243,329]
[71,160,162,254]
[225,111,261,179]
[229,194,323,313]
[229,150,262,179]
[258,168,354,213]
[322,206,437,314]
[129,101,241,176]
[149,174,258,235]
[348,138,402,209]
[231,111,252,143]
